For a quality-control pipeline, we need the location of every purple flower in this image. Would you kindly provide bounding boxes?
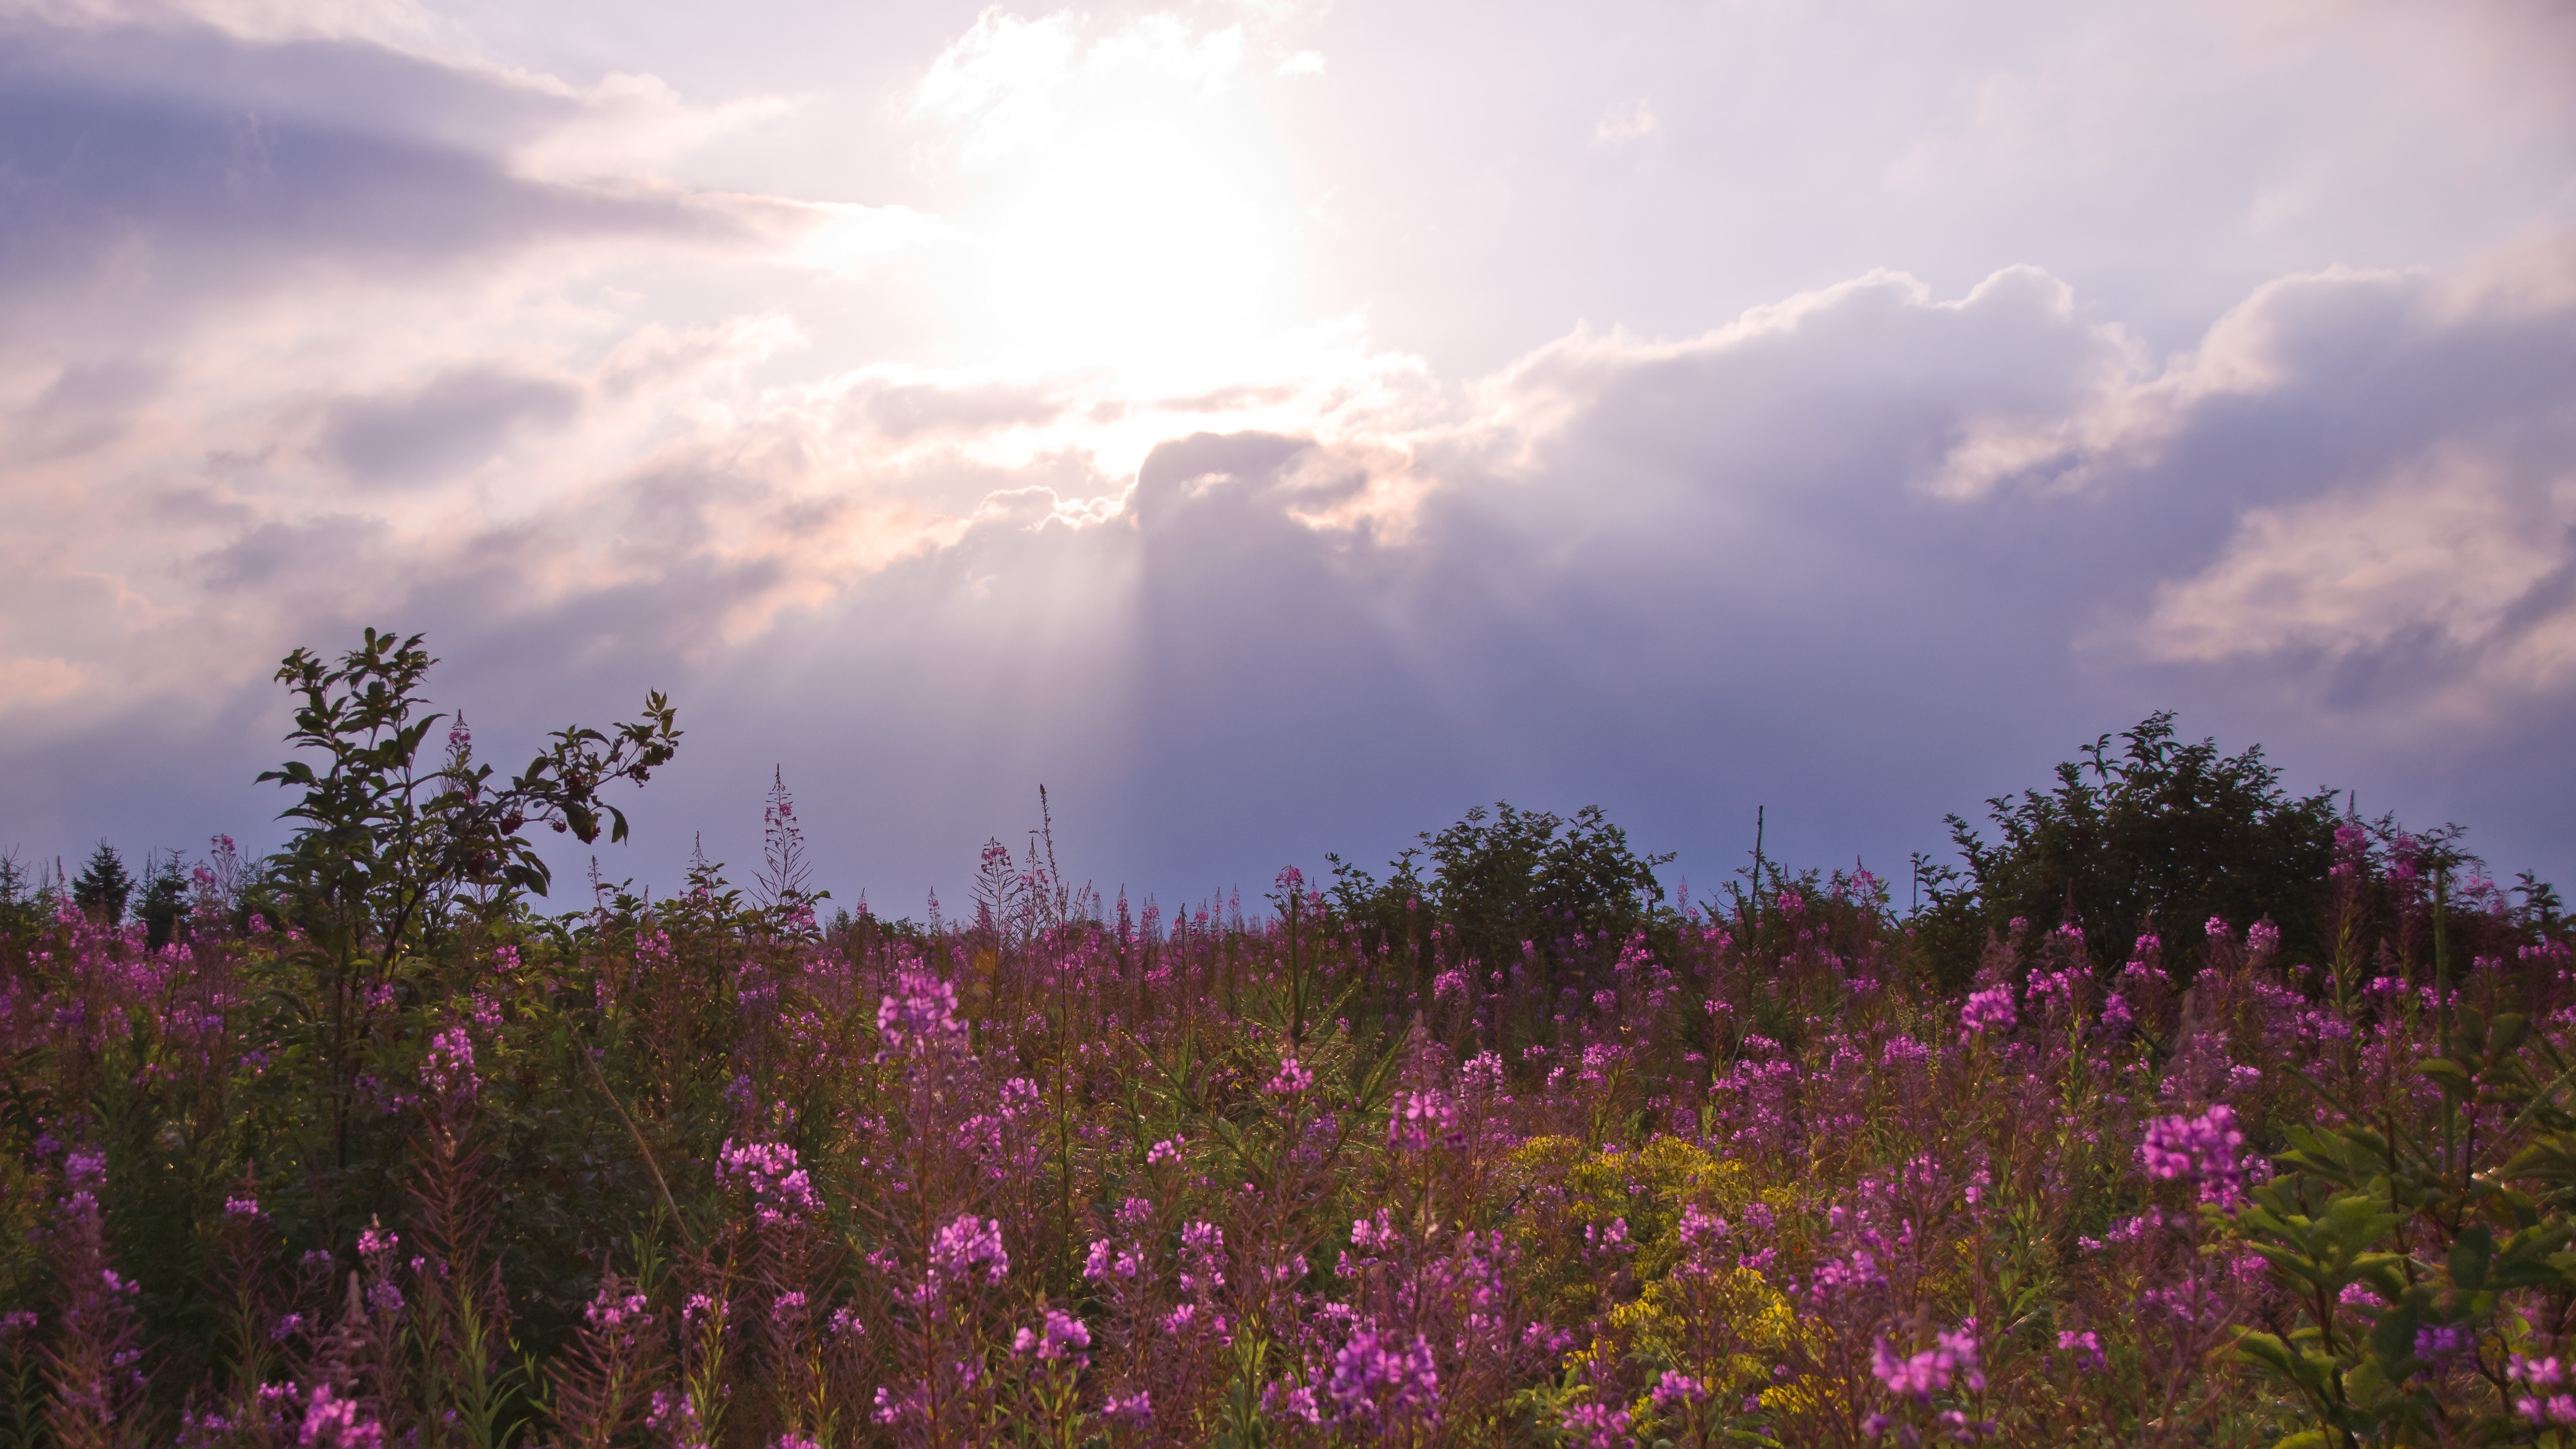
[421,1026,478,1102]
[1326,1326,1440,1423]
[585,1283,652,1331]
[1267,1057,1316,1096]
[928,1213,1008,1287]
[1012,1308,1091,1364]
[2414,1324,2469,1362]
[1557,1400,1631,1448]
[2139,1104,2249,1207]
[717,1139,822,1225]
[1387,1088,1455,1152]
[1871,1323,1985,1402]
[298,1382,383,1448]
[876,969,965,1053]
[1959,987,2016,1042]
[1649,1371,1707,1410]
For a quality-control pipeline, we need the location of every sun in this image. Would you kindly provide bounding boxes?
[908,11,1313,390]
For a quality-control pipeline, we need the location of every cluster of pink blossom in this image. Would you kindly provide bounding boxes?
[1012,1307,1091,1364]
[1871,1323,1986,1401]
[2138,1103,2250,1206]
[1958,986,2016,1041]
[875,967,965,1053]
[418,1026,477,1102]
[2512,1356,2576,1425]
[715,1137,821,1225]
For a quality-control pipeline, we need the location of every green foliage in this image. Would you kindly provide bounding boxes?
[0,851,35,939]
[2223,885,2576,1447]
[136,850,187,951]
[1924,711,2342,982]
[1329,801,1674,985]
[259,627,682,964]
[70,841,132,925]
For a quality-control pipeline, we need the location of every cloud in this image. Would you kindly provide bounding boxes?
[5,0,2576,906]
[1591,98,1658,150]
[911,9,1249,161]
[319,367,582,487]
[2140,451,2576,700]
[0,8,845,347]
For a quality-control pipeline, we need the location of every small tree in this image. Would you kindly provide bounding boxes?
[70,841,132,925]
[1925,712,2341,981]
[135,851,188,951]
[1331,802,1672,993]
[260,628,682,965]
[0,849,32,940]
[257,627,681,1210]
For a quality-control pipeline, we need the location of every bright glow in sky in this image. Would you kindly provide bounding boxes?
[3,0,2574,903]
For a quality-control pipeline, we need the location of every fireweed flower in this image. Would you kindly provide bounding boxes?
[300,1382,384,1448]
[1387,1088,1456,1152]
[876,969,965,1054]
[586,1284,652,1331]
[1959,988,2016,1042]
[2511,1356,2576,1424]
[1871,1323,1986,1401]
[421,1027,478,1102]
[2139,1105,2250,1207]
[1013,1308,1091,1363]
[2099,992,2134,1038]
[1327,1325,1439,1424]
[1649,1371,1708,1410]
[1146,1136,1185,1166]
[716,1139,821,1226]
[1267,1057,1316,1096]
[2413,1324,2470,1361]
[927,1214,1008,1288]
[1558,1401,1631,1448]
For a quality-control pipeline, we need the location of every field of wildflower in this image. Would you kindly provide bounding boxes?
[2,632,2573,1449]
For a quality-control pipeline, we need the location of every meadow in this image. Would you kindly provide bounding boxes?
[1,631,2571,1449]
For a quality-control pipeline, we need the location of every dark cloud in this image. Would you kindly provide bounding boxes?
[6,358,163,460]
[197,513,383,591]
[10,260,2576,913]
[319,368,582,487]
[0,14,763,334]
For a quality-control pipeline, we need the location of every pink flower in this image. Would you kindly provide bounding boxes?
[928,1214,1008,1287]
[1012,1308,1091,1364]
[1959,987,2016,1042]
[876,969,965,1053]
[2139,1104,2250,1207]
[421,1026,478,1102]
[1871,1323,1985,1402]
[717,1139,821,1225]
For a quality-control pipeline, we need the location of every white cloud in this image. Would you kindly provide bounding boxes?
[2142,451,2576,698]
[911,9,1246,162]
[1591,98,1658,149]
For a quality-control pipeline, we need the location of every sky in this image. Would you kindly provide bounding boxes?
[3,0,2574,914]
